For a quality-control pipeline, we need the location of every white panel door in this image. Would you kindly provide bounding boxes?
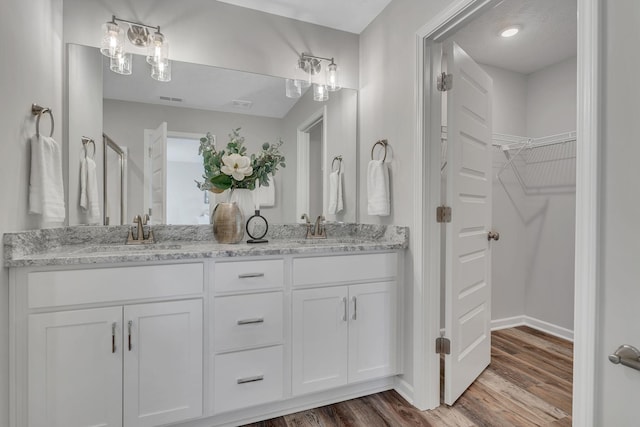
[28,307,123,427]
[149,122,167,224]
[123,299,203,427]
[443,41,494,405]
[292,287,349,395]
[347,281,397,383]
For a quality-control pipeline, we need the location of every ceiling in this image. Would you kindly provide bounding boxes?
[448,0,577,74]
[216,0,393,34]
[103,54,305,118]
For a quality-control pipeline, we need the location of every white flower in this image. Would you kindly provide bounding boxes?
[221,153,253,181]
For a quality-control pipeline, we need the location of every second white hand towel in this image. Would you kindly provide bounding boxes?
[29,135,66,223]
[367,159,390,216]
[80,156,101,223]
[328,170,344,214]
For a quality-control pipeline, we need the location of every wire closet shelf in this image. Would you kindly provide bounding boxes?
[493,131,576,195]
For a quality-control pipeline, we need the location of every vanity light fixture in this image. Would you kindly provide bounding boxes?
[286,53,341,101]
[100,15,171,82]
[499,25,521,38]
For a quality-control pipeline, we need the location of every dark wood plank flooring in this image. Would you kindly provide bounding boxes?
[243,326,573,427]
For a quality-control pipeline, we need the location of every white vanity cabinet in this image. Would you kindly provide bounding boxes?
[12,262,205,427]
[211,258,285,414]
[291,253,398,396]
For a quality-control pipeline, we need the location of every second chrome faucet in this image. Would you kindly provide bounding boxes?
[301,214,327,239]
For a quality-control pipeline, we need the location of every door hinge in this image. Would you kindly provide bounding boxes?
[436,337,451,355]
[437,72,453,91]
[436,206,452,223]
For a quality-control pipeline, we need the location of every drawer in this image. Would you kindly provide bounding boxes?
[27,263,204,308]
[293,252,397,286]
[214,292,283,352]
[214,259,284,293]
[214,346,283,413]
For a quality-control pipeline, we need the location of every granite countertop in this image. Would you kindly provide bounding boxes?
[3,223,409,267]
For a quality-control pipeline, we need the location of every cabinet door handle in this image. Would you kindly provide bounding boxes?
[237,317,264,325]
[342,297,348,322]
[238,273,265,279]
[127,320,133,351]
[352,296,357,320]
[237,375,264,384]
[111,322,116,353]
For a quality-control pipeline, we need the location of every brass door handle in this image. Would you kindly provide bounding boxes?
[488,231,500,241]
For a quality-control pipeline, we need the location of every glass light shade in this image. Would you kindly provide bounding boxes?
[295,58,312,89]
[326,63,341,92]
[146,32,169,65]
[110,52,132,75]
[313,83,328,102]
[100,21,125,58]
[151,59,171,82]
[285,78,302,98]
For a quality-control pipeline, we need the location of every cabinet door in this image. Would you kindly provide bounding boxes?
[123,299,203,427]
[348,281,397,383]
[292,287,349,395]
[28,307,123,427]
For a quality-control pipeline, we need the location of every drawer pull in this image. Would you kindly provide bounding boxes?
[238,272,265,279]
[237,375,264,384]
[237,317,265,325]
[111,322,116,353]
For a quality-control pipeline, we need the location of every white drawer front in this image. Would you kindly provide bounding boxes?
[293,253,397,286]
[214,292,283,352]
[214,346,283,414]
[28,263,204,308]
[214,259,284,293]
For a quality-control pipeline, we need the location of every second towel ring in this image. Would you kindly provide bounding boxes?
[371,139,388,162]
[32,103,54,138]
[82,136,96,159]
[331,155,343,173]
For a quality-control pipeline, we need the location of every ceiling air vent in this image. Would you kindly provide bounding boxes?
[232,99,253,109]
[159,96,183,102]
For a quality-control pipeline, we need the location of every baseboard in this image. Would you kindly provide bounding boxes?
[491,315,574,342]
[393,377,414,405]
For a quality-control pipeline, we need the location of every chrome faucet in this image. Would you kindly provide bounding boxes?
[313,215,327,239]
[127,214,155,244]
[301,213,327,239]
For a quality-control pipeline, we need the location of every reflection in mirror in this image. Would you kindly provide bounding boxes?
[103,134,127,225]
[66,44,357,225]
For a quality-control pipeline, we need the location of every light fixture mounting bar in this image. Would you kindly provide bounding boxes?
[301,53,335,64]
[111,15,161,33]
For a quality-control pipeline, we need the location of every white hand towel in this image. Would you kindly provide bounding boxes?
[80,157,101,223]
[367,159,390,216]
[257,181,276,207]
[328,170,344,214]
[29,135,66,223]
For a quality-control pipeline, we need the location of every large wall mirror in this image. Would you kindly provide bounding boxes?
[67,44,357,226]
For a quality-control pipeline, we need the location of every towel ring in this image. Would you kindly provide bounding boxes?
[31,104,54,138]
[371,139,388,162]
[82,136,96,159]
[331,155,343,173]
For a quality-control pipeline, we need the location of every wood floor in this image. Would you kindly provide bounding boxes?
[243,326,573,427]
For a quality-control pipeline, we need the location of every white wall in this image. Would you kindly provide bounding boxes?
[523,57,576,331]
[358,0,454,392]
[62,0,359,89]
[103,99,284,222]
[166,160,208,224]
[0,1,63,424]
[481,65,528,322]
[597,1,640,423]
[67,43,104,225]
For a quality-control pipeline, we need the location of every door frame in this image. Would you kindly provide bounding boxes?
[412,1,600,425]
[296,106,328,222]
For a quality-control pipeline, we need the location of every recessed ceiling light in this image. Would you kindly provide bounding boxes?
[500,25,521,38]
